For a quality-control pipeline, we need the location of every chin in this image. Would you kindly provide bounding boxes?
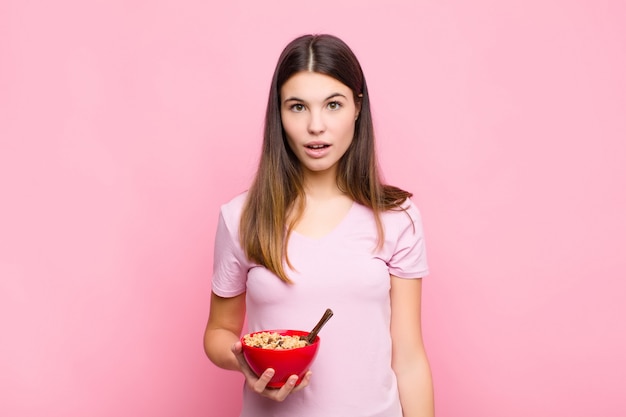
[303,163,337,175]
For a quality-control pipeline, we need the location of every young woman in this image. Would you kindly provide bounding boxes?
[204,34,434,417]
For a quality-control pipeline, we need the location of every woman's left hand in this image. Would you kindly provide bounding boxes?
[232,341,313,402]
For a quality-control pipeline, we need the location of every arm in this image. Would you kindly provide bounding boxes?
[203,291,312,400]
[204,291,246,371]
[390,276,435,417]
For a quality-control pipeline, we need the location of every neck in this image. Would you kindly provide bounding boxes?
[302,168,344,200]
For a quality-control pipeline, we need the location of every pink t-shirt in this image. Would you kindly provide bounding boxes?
[212,192,429,417]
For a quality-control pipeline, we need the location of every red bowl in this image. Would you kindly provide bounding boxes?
[241,329,320,388]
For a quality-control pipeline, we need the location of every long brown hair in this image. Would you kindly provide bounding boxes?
[240,34,412,283]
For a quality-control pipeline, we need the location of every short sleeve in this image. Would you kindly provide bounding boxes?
[386,201,429,279]
[211,208,249,297]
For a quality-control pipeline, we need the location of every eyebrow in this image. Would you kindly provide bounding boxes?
[283,93,347,103]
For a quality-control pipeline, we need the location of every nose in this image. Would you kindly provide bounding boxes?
[307,109,326,135]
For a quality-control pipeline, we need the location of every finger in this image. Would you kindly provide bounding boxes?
[252,369,275,394]
[231,342,247,368]
[231,341,243,359]
[271,375,299,402]
[232,342,258,380]
[231,340,245,356]
[292,371,312,392]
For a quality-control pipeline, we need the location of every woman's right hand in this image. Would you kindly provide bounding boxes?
[231,341,312,402]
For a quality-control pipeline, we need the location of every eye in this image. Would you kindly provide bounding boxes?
[327,101,342,110]
[290,103,305,112]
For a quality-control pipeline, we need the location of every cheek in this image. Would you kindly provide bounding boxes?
[285,136,298,154]
[281,124,299,152]
[336,117,357,138]
[281,115,300,138]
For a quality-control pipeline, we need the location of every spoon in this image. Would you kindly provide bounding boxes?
[302,308,334,345]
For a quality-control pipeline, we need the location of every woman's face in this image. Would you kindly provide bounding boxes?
[280,71,360,178]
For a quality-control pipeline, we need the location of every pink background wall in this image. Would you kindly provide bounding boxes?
[1,1,625,416]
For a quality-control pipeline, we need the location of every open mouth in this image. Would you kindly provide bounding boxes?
[306,144,330,149]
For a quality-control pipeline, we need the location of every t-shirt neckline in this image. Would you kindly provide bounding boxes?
[290,201,356,242]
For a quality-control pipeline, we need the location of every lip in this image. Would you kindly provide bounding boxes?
[303,142,331,159]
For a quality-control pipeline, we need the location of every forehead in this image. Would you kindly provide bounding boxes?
[280,71,352,100]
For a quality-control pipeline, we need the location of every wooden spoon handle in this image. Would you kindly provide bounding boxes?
[305,308,334,344]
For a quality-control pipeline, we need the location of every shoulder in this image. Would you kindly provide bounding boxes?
[219,191,248,229]
[382,198,429,277]
[350,198,423,231]
[381,198,424,231]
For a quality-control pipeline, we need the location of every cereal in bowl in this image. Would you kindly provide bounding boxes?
[243,332,308,350]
